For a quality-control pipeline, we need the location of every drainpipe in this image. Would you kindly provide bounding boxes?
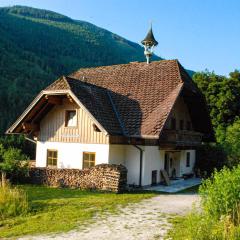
[133,145,143,187]
[25,136,37,144]
[25,131,37,144]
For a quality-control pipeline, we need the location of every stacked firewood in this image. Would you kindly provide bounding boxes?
[29,164,127,193]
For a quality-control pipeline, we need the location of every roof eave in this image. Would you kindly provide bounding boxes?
[6,90,109,136]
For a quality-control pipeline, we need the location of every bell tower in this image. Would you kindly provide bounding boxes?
[141,24,158,64]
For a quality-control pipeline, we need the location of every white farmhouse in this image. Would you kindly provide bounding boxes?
[7,28,214,187]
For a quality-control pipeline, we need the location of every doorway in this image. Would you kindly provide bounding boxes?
[164,151,180,178]
[152,170,157,185]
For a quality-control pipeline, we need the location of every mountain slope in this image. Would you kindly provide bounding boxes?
[0,6,194,134]
[0,6,161,133]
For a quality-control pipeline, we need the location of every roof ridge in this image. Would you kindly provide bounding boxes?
[175,61,203,94]
[62,75,71,89]
[69,59,179,76]
[174,60,184,84]
[44,75,71,91]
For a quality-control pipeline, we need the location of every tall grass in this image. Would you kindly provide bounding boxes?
[0,184,29,220]
[168,165,240,240]
[200,166,240,221]
[168,209,240,240]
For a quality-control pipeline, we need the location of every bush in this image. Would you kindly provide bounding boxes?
[0,135,35,159]
[0,145,29,184]
[200,166,240,221]
[224,119,240,166]
[0,184,29,220]
[195,143,227,176]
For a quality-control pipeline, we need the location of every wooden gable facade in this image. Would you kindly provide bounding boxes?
[39,97,109,144]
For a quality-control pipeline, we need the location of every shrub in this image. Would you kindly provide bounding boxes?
[224,119,240,166]
[0,135,35,159]
[195,143,227,175]
[0,146,29,185]
[200,166,240,221]
[0,184,29,220]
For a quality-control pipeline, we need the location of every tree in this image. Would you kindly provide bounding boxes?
[0,146,28,187]
[193,70,240,144]
[224,119,240,166]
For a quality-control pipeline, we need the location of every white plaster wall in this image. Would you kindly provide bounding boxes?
[108,145,126,165]
[36,141,109,169]
[142,147,165,186]
[124,145,142,186]
[179,150,196,175]
[35,141,196,186]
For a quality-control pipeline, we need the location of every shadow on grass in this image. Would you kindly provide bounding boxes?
[20,184,109,201]
[126,185,200,195]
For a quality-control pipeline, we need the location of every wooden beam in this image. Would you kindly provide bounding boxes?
[31,102,50,123]
[45,95,62,105]
[67,94,73,103]
[22,122,40,132]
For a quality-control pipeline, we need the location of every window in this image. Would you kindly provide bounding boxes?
[186,121,191,131]
[180,120,184,130]
[83,152,95,169]
[65,110,77,127]
[93,124,101,132]
[47,150,58,167]
[171,118,176,130]
[186,152,190,167]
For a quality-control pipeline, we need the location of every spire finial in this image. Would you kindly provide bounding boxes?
[141,23,158,64]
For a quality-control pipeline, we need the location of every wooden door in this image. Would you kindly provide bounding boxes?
[164,153,170,176]
[152,170,157,185]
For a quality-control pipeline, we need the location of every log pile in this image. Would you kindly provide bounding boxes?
[29,164,127,193]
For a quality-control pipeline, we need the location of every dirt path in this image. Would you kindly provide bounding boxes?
[19,194,199,240]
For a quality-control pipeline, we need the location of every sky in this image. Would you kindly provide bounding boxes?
[0,0,239,76]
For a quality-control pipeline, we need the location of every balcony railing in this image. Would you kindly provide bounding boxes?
[159,129,203,147]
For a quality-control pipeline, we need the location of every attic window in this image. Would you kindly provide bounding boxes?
[180,120,184,130]
[65,110,77,127]
[186,121,191,131]
[171,118,176,130]
[93,124,101,132]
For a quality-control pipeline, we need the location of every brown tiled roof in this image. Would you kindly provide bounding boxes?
[45,60,212,138]
[67,78,122,135]
[45,76,71,91]
[140,83,183,136]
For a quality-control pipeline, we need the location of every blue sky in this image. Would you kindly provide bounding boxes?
[0,0,239,75]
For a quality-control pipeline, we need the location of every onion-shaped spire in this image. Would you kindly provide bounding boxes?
[141,26,158,47]
[141,24,158,64]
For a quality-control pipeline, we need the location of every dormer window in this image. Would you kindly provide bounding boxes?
[65,110,77,127]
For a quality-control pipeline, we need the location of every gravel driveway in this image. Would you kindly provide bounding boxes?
[19,194,199,240]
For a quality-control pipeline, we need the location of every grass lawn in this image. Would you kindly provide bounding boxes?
[0,185,156,238]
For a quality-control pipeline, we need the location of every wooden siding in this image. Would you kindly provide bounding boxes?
[165,96,192,130]
[39,99,109,144]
